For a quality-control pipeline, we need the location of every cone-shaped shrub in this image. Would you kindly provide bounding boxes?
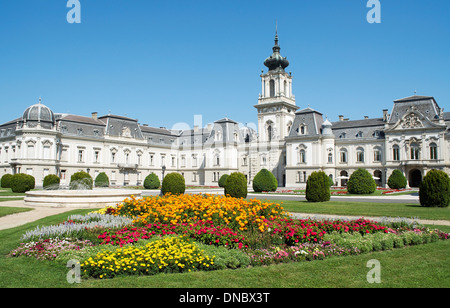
[144,173,160,189]
[419,169,450,207]
[95,172,109,187]
[305,171,330,202]
[388,169,407,189]
[224,172,247,198]
[161,172,185,195]
[347,168,376,194]
[252,168,278,192]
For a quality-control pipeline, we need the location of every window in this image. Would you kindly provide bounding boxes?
[137,154,142,165]
[111,152,116,163]
[356,131,363,138]
[328,152,333,163]
[267,124,272,141]
[192,155,198,167]
[43,145,50,159]
[161,154,166,166]
[393,145,400,161]
[299,149,306,163]
[356,147,364,162]
[269,79,275,97]
[94,150,100,163]
[171,156,176,167]
[78,149,84,162]
[410,143,420,160]
[150,153,154,166]
[430,143,438,160]
[373,148,382,162]
[340,149,348,163]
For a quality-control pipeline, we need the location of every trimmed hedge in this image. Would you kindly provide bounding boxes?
[347,168,376,194]
[95,172,110,187]
[1,174,13,188]
[10,173,35,193]
[252,169,277,192]
[419,169,450,207]
[43,174,61,190]
[388,170,407,189]
[305,171,331,202]
[224,172,247,199]
[69,171,93,190]
[144,173,160,190]
[218,174,229,188]
[161,173,185,195]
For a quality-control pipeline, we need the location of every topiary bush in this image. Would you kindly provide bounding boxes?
[69,171,93,190]
[388,169,407,189]
[1,174,13,188]
[252,168,278,192]
[218,174,229,188]
[95,172,110,187]
[419,169,450,207]
[144,173,160,189]
[10,173,35,193]
[305,171,331,202]
[161,172,185,195]
[43,174,60,190]
[347,168,376,194]
[224,172,247,199]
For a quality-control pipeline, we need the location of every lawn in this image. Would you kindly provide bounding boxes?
[0,198,449,289]
[278,200,450,221]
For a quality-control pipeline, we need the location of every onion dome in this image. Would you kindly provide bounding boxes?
[22,98,55,123]
[264,32,289,72]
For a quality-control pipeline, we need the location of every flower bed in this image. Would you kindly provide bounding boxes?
[8,193,450,280]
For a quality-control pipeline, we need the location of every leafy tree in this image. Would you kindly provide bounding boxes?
[224,172,247,198]
[252,168,278,192]
[305,171,331,202]
[347,168,376,194]
[419,169,450,207]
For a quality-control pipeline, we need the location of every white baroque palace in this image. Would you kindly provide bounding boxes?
[1,33,449,188]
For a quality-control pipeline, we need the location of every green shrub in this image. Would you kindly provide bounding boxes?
[94,172,109,187]
[347,168,376,194]
[43,174,60,190]
[252,168,278,192]
[305,171,330,202]
[161,173,185,195]
[69,171,93,190]
[143,173,160,189]
[419,169,450,207]
[218,174,229,188]
[388,169,407,189]
[1,174,14,188]
[10,173,35,193]
[224,172,247,199]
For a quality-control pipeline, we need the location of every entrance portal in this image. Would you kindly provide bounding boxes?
[409,169,422,188]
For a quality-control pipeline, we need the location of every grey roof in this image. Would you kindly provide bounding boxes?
[331,118,385,140]
[289,107,324,138]
[389,95,440,124]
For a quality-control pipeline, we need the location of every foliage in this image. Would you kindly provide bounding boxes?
[69,171,93,190]
[388,169,407,189]
[143,173,160,189]
[218,174,229,188]
[305,171,331,202]
[10,173,35,193]
[161,173,185,195]
[347,168,376,194]
[419,169,450,208]
[0,174,13,188]
[94,172,109,188]
[252,168,278,192]
[43,174,60,190]
[224,172,247,198]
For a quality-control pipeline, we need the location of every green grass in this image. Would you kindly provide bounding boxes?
[0,188,27,196]
[278,200,450,221]
[0,208,449,288]
[0,206,33,218]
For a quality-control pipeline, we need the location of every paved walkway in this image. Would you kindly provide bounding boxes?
[0,194,448,231]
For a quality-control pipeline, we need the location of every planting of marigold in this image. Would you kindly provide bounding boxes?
[110,194,288,232]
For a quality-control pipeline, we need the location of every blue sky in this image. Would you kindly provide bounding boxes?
[0,0,449,129]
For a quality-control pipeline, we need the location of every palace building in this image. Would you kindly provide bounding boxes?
[1,33,449,188]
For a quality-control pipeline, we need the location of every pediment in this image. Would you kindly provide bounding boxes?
[386,110,445,132]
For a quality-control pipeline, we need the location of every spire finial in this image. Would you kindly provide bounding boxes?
[38,97,42,105]
[274,20,279,46]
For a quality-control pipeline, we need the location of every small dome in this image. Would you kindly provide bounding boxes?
[22,100,55,123]
[264,33,289,72]
[321,118,333,136]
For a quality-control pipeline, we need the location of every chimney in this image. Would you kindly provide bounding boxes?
[364,116,369,119]
[194,125,199,132]
[91,112,98,120]
[143,124,148,127]
[383,109,388,122]
[339,115,344,121]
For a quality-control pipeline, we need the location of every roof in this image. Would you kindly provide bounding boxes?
[331,117,385,129]
[394,95,434,102]
[58,114,106,126]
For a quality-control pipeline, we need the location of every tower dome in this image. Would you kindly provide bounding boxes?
[22,98,55,126]
[321,118,333,136]
[264,32,289,72]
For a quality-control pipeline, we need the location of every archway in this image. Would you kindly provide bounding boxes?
[373,170,382,187]
[409,169,422,188]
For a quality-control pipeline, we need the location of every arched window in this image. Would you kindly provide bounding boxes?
[410,143,420,160]
[328,152,333,163]
[373,147,382,162]
[392,145,400,161]
[340,148,348,163]
[284,80,287,95]
[356,147,365,162]
[269,80,275,97]
[299,149,306,163]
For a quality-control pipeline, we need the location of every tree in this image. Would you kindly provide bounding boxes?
[347,168,376,194]
[419,169,450,207]
[144,173,160,189]
[95,172,110,187]
[387,170,407,189]
[305,171,331,202]
[252,169,278,192]
[224,172,247,198]
[218,174,229,188]
[161,173,185,195]
[69,171,93,190]
[43,174,61,190]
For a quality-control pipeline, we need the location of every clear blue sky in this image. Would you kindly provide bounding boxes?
[0,0,449,129]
